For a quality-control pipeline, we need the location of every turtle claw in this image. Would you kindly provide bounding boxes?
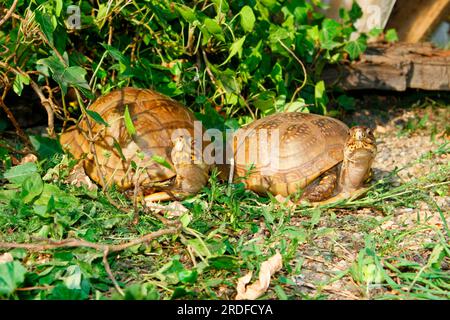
[144,190,190,205]
[310,187,369,207]
[144,191,173,204]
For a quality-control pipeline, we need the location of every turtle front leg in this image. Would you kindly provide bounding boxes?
[144,190,178,203]
[312,126,377,207]
[145,135,209,204]
[302,168,338,202]
[143,166,208,203]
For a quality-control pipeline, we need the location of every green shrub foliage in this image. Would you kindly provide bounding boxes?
[1,0,366,128]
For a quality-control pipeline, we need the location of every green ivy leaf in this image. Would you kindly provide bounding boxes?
[34,183,80,209]
[95,3,109,28]
[2,162,38,184]
[204,18,225,42]
[119,283,160,300]
[13,73,30,96]
[151,155,172,170]
[21,172,44,204]
[221,36,246,65]
[306,25,320,42]
[124,105,136,136]
[175,4,197,23]
[48,284,87,300]
[319,19,342,50]
[178,269,198,284]
[60,66,91,92]
[385,29,399,43]
[314,80,328,113]
[86,110,109,127]
[208,256,239,270]
[240,6,255,33]
[63,265,82,290]
[37,56,93,98]
[284,99,307,112]
[337,95,356,111]
[349,2,363,21]
[344,35,367,60]
[101,43,132,77]
[214,67,241,94]
[211,0,229,13]
[368,28,383,38]
[259,0,277,9]
[0,261,27,296]
[35,11,55,45]
[29,135,63,159]
[55,0,63,17]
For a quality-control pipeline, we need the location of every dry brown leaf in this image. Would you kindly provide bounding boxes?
[145,201,188,217]
[235,251,283,300]
[0,252,14,264]
[19,153,38,164]
[65,162,98,191]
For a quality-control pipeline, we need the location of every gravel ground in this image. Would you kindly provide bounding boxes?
[290,102,449,299]
[350,105,449,214]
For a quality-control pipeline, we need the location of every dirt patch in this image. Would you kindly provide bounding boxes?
[288,103,449,299]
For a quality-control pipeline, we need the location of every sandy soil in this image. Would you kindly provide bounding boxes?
[290,104,449,299]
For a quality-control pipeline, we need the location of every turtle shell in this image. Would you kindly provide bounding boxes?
[233,112,349,197]
[60,88,205,190]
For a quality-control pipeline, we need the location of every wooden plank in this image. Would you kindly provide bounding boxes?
[386,0,450,43]
[324,0,397,33]
[322,42,450,91]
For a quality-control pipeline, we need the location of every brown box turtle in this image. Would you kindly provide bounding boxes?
[232,112,377,204]
[60,87,210,202]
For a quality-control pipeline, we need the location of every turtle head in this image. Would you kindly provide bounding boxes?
[346,126,376,152]
[338,126,377,192]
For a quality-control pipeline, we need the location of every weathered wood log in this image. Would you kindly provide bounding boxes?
[386,0,450,43]
[323,42,450,91]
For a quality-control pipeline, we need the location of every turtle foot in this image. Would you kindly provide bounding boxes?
[311,187,369,207]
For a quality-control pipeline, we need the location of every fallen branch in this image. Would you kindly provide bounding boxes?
[0,0,18,29]
[0,227,180,296]
[0,227,179,252]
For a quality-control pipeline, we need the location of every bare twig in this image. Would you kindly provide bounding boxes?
[0,61,57,137]
[201,49,225,105]
[0,227,179,252]
[0,86,32,148]
[102,247,124,296]
[143,205,182,227]
[0,227,180,295]
[0,0,18,29]
[277,39,308,104]
[239,94,256,120]
[29,78,56,137]
[15,285,55,292]
[0,141,36,155]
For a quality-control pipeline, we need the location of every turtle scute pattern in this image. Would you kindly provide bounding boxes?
[233,112,350,197]
[60,88,206,191]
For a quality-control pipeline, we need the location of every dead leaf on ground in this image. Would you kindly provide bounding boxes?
[0,252,14,264]
[19,153,38,164]
[65,162,98,191]
[235,251,283,300]
[145,201,188,217]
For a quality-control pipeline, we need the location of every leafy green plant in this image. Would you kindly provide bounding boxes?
[0,0,373,133]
